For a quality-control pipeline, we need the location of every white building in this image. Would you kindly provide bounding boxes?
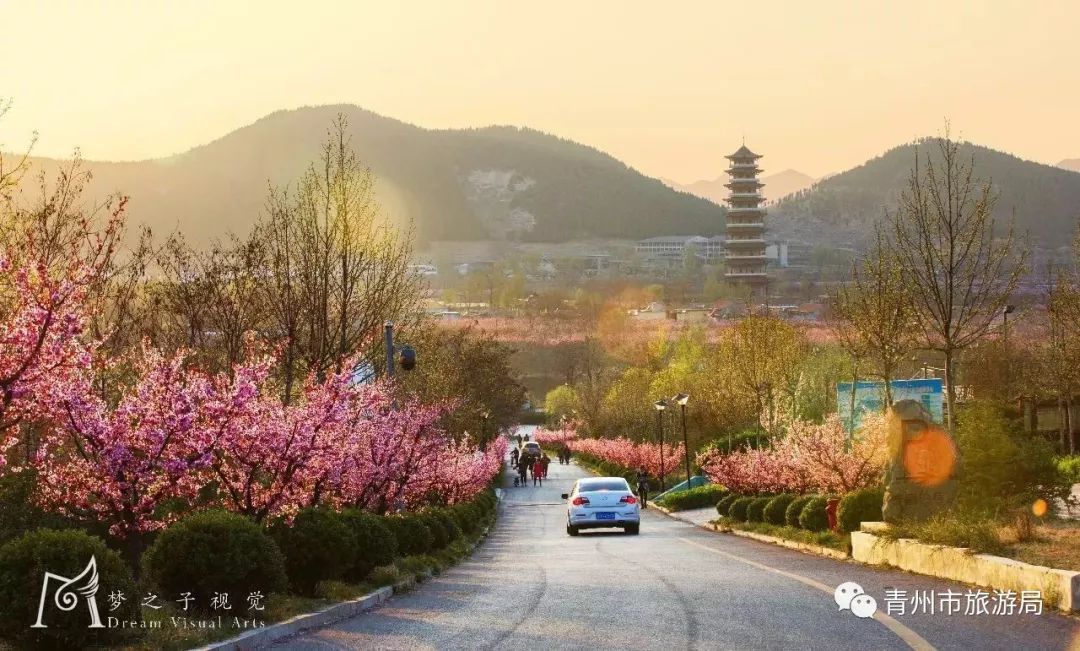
[635,235,725,263]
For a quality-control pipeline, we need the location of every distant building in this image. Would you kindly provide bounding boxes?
[765,242,789,267]
[724,144,768,285]
[408,263,438,277]
[635,235,725,263]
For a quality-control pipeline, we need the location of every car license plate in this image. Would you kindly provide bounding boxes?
[596,512,616,520]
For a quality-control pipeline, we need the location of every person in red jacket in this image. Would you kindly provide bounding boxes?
[532,458,544,486]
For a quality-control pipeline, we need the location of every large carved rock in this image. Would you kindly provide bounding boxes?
[882,399,958,523]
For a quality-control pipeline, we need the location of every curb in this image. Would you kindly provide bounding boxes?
[852,525,1080,612]
[649,503,850,560]
[194,586,394,651]
[199,523,495,650]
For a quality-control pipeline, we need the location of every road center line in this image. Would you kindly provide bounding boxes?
[678,537,935,651]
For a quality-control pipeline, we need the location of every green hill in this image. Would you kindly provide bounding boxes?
[9,105,724,245]
[774,140,1080,247]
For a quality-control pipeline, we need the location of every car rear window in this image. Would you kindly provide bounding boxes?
[578,480,628,492]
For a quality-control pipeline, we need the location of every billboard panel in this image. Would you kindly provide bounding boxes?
[836,378,944,431]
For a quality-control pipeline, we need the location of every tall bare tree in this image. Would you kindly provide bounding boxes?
[889,134,1026,433]
[830,229,915,407]
[256,115,420,398]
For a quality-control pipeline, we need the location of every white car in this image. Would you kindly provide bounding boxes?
[562,477,641,536]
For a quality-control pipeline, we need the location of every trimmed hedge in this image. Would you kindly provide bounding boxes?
[0,529,141,649]
[715,493,740,517]
[837,486,884,533]
[452,503,480,535]
[384,514,435,556]
[746,496,772,523]
[270,507,356,595]
[785,495,815,528]
[728,496,754,522]
[799,496,831,531]
[656,484,728,511]
[143,510,288,612]
[419,513,450,550]
[429,509,463,547]
[337,510,398,581]
[763,494,796,526]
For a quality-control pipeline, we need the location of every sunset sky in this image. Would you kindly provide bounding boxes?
[3,0,1079,182]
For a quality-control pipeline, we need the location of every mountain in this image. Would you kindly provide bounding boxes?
[7,105,725,246]
[1059,159,1080,173]
[772,140,1080,250]
[665,169,814,206]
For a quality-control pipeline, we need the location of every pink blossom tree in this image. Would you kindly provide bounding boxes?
[34,346,235,546]
[697,414,886,494]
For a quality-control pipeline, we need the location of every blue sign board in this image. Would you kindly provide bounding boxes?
[836,378,944,431]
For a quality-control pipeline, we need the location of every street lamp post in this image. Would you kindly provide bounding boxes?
[480,411,490,446]
[654,399,668,492]
[673,393,690,489]
[1003,304,1016,347]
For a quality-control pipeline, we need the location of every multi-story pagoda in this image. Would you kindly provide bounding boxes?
[724,144,768,286]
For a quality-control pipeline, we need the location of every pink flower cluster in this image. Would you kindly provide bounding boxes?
[532,426,578,445]
[0,211,502,539]
[696,414,886,495]
[567,436,684,479]
[33,345,502,537]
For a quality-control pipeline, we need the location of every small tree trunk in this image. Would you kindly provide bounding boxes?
[1059,397,1068,452]
[944,350,957,434]
[1062,395,1071,455]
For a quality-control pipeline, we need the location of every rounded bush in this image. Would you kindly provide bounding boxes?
[451,503,477,535]
[746,496,772,523]
[270,508,356,595]
[838,486,885,533]
[0,471,108,547]
[143,510,287,612]
[799,496,831,531]
[430,509,462,545]
[728,496,754,522]
[418,513,449,549]
[764,494,796,526]
[0,529,140,649]
[337,510,397,581]
[785,495,815,528]
[385,514,434,556]
[715,493,740,517]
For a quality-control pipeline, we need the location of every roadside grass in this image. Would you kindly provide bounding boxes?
[715,518,849,552]
[1007,520,1080,572]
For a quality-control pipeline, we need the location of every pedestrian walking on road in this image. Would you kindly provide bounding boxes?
[540,453,551,479]
[510,446,519,467]
[517,455,529,486]
[636,468,650,507]
[532,458,544,486]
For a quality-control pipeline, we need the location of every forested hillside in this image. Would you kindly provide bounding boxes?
[7,105,725,245]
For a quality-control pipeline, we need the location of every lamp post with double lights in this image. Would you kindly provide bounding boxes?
[673,393,690,488]
[653,398,668,492]
[1003,304,1016,347]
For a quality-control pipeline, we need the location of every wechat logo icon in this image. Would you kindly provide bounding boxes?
[834,581,878,619]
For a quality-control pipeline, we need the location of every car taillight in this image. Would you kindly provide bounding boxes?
[620,495,637,504]
[572,496,590,506]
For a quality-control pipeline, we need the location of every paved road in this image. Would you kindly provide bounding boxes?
[274,457,1080,650]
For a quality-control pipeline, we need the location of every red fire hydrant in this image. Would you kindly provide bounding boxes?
[826,497,840,532]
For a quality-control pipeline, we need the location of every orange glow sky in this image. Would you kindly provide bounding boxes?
[3,0,1079,181]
